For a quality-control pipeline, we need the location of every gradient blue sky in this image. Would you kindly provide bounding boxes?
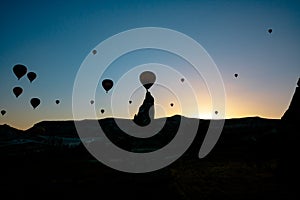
[0,0,300,130]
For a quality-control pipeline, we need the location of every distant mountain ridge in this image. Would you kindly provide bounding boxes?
[0,116,279,137]
[0,124,23,141]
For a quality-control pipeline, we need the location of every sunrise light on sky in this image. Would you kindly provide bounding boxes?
[0,0,300,130]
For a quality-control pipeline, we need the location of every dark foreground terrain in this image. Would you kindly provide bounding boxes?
[0,116,298,200]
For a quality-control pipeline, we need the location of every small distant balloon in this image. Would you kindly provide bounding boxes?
[13,86,23,98]
[170,103,174,107]
[55,99,60,104]
[215,111,218,115]
[181,78,184,83]
[13,64,27,80]
[140,71,156,90]
[1,110,6,116]
[100,109,105,114]
[268,28,272,34]
[30,98,41,109]
[92,50,97,55]
[129,100,132,104]
[27,72,37,83]
[102,79,113,93]
[90,100,94,105]
[234,73,238,78]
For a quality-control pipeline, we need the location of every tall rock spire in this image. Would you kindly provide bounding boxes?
[133,91,155,126]
[281,78,300,122]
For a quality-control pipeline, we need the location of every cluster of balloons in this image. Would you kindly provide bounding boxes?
[12,64,41,110]
[13,64,37,82]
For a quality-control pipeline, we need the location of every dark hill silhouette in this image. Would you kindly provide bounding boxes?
[0,124,23,141]
[0,115,284,199]
[0,115,280,157]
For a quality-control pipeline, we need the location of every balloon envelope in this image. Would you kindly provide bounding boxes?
[181,78,184,82]
[140,71,156,90]
[129,100,132,104]
[90,100,94,104]
[13,64,27,80]
[13,86,23,98]
[55,100,60,104]
[234,73,238,78]
[215,111,218,115]
[30,98,41,109]
[102,79,113,93]
[100,109,105,114]
[27,72,37,83]
[1,110,6,116]
[170,103,174,107]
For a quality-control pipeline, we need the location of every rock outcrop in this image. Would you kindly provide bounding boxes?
[279,77,300,190]
[281,78,300,122]
[133,91,154,126]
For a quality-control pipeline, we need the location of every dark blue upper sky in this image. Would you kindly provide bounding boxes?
[1,0,300,129]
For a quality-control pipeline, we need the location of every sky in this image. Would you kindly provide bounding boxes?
[0,0,300,130]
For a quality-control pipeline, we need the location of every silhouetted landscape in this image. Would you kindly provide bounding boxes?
[0,78,299,199]
[1,1,300,199]
[0,116,289,199]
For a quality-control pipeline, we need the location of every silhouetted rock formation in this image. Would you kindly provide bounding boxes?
[281,77,300,122]
[279,77,300,192]
[133,91,154,126]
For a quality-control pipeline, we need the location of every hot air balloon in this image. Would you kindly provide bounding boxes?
[13,86,23,98]
[215,111,218,115]
[181,78,185,83]
[13,64,27,80]
[90,100,94,105]
[30,98,41,109]
[100,109,105,114]
[234,73,238,78]
[1,110,6,116]
[268,28,272,34]
[170,103,174,107]
[129,100,132,104]
[102,79,113,93]
[55,99,60,104]
[27,72,37,83]
[92,50,97,55]
[139,71,156,91]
